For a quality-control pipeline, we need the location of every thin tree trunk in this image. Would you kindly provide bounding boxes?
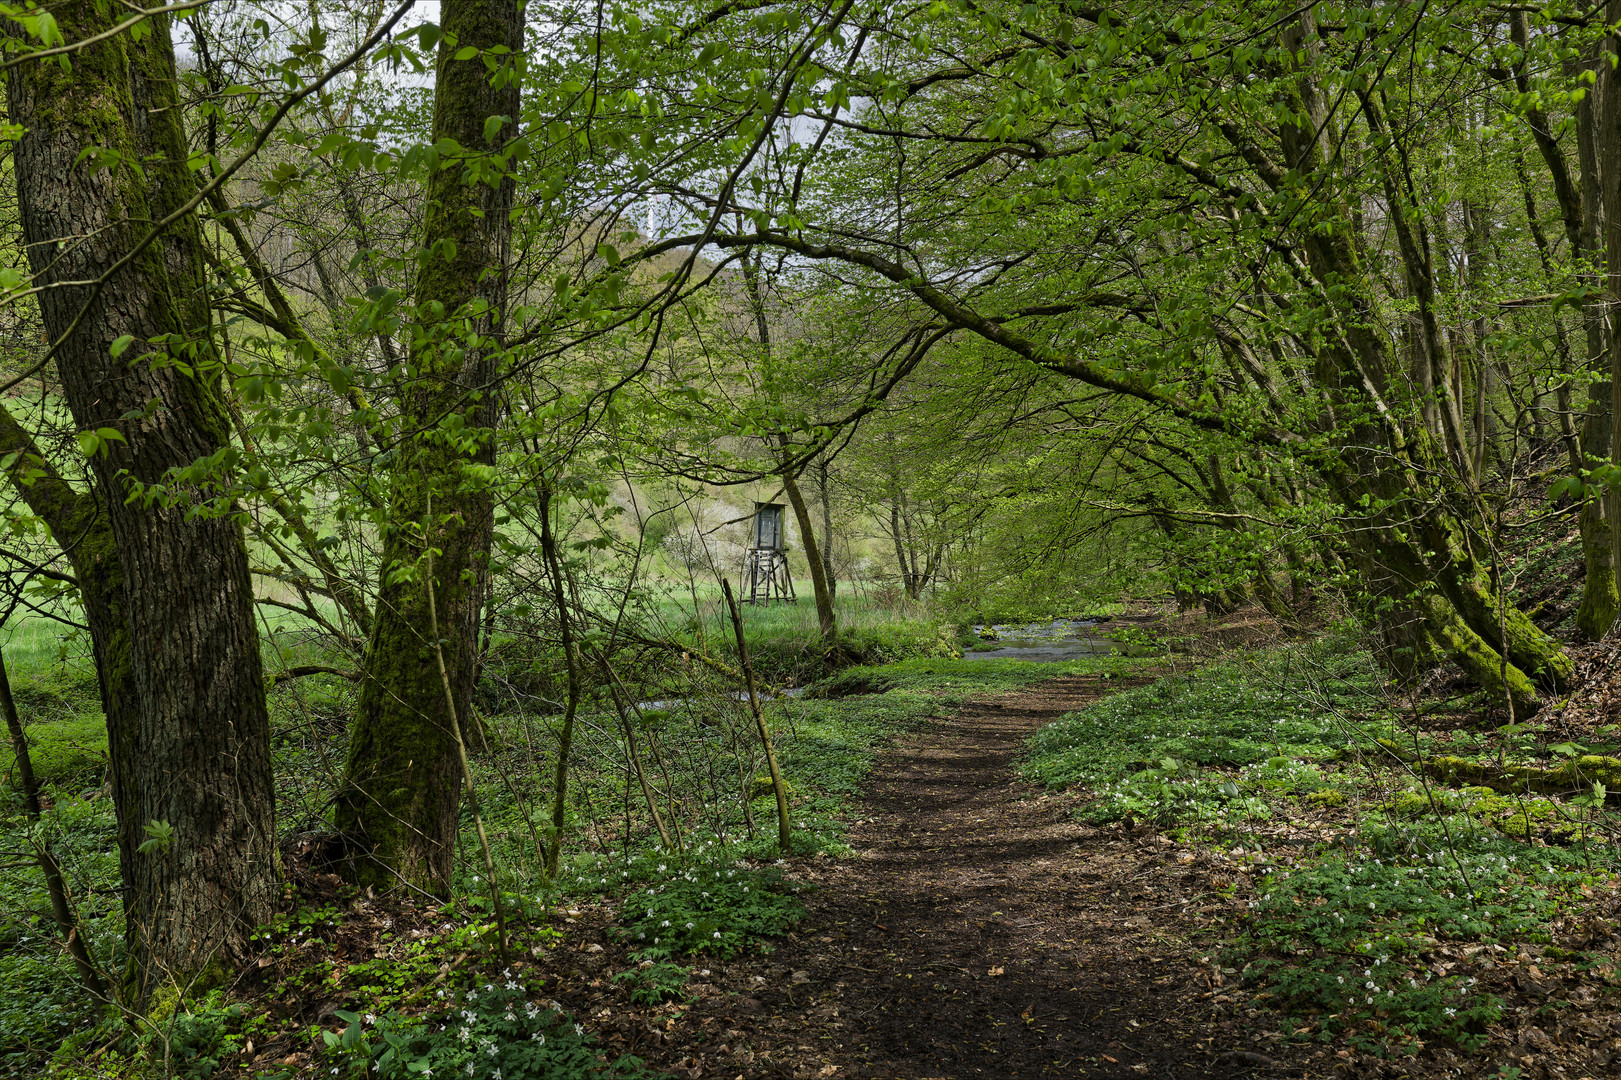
[778,462,837,646]
[1,646,109,1000]
[1574,38,1618,638]
[540,486,582,876]
[738,247,837,645]
[603,679,674,850]
[1463,198,1495,478]
[816,459,837,600]
[1514,22,1617,638]
[1601,2,1621,636]
[889,500,911,597]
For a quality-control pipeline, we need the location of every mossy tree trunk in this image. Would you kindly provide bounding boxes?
[5,2,278,1000]
[1267,12,1570,710]
[336,0,523,893]
[1601,1,1621,642]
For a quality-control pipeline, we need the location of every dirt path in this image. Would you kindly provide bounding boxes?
[645,674,1295,1079]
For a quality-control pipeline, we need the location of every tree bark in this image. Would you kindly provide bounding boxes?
[336,0,523,893]
[1601,2,1621,639]
[5,2,278,999]
[737,246,837,645]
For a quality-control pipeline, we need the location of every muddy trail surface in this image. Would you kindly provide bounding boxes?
[601,674,1299,1080]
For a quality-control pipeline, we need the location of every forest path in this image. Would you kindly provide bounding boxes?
[667,674,1294,1080]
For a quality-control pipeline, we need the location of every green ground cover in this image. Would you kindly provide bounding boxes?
[1021,635,1621,1055]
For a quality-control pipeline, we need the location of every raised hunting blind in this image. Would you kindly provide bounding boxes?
[743,502,796,604]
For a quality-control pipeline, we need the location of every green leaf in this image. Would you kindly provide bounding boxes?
[136,819,174,855]
[110,334,135,359]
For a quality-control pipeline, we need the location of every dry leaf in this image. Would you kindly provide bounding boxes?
[988,966,1005,976]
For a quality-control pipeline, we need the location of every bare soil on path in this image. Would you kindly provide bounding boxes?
[620,674,1299,1080]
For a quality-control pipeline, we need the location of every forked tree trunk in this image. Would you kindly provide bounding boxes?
[1511,31,1616,640]
[336,0,523,892]
[737,248,838,647]
[5,3,277,999]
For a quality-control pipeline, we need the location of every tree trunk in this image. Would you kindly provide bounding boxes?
[6,3,278,999]
[1509,50,1616,638]
[336,0,523,893]
[1576,37,1618,638]
[779,463,837,647]
[816,458,837,600]
[1601,2,1621,639]
[737,247,836,646]
[1273,12,1569,707]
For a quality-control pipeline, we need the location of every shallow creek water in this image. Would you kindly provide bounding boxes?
[965,617,1122,662]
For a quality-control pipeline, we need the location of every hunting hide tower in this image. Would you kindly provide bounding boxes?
[743,502,796,604]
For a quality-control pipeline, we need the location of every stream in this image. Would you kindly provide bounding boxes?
[965,617,1123,662]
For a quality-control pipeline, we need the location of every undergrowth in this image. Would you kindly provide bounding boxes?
[1022,635,1621,1056]
[0,614,1154,1078]
[313,974,658,1080]
[616,858,804,960]
[1023,640,1388,826]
